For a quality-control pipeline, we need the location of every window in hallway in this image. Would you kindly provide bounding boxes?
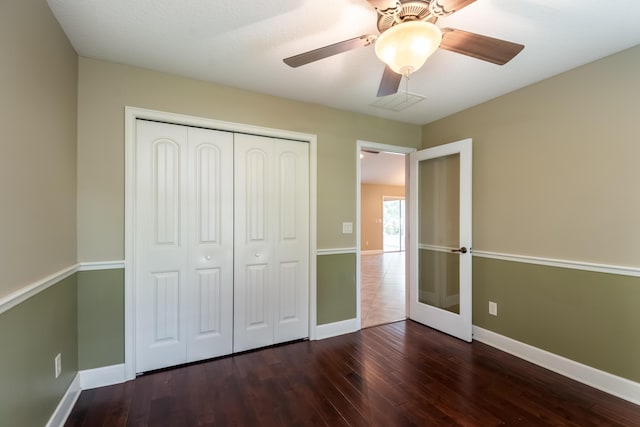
[383,197,405,252]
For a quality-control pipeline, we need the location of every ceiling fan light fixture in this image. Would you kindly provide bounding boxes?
[375,21,442,76]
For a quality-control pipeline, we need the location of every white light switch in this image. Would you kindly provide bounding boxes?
[342,222,353,234]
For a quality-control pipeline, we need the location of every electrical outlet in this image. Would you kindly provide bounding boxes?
[489,301,498,316]
[54,353,62,378]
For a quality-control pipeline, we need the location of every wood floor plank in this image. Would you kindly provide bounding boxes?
[65,321,640,426]
[124,374,154,426]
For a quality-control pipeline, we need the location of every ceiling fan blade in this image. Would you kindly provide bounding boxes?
[377,65,402,97]
[366,0,400,11]
[439,28,524,65]
[429,0,478,17]
[283,35,376,68]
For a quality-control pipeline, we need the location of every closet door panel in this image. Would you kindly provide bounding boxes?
[186,127,234,361]
[233,134,276,352]
[135,121,189,372]
[135,120,310,366]
[274,141,309,343]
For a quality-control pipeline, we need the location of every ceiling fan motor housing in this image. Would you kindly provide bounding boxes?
[377,1,438,33]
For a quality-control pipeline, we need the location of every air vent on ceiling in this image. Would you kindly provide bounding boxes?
[370,91,426,111]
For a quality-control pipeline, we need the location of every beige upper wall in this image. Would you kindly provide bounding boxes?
[77,58,421,261]
[361,184,405,251]
[422,45,640,267]
[0,0,78,297]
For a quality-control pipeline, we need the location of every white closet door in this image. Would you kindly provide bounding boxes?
[135,121,234,373]
[273,139,309,344]
[136,120,309,368]
[233,134,309,352]
[233,134,276,352]
[135,121,189,372]
[186,127,234,361]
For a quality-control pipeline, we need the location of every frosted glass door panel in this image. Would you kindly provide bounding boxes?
[409,139,472,342]
[418,154,461,314]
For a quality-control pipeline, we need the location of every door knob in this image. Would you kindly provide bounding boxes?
[451,247,468,254]
[205,255,212,261]
[255,253,261,258]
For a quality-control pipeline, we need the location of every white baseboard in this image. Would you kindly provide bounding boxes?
[79,363,126,390]
[473,326,640,405]
[361,250,383,255]
[315,318,360,340]
[45,373,81,427]
[316,248,357,255]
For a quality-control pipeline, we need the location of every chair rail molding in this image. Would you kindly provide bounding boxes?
[0,264,78,315]
[472,250,640,277]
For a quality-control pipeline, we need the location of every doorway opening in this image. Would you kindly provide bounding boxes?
[358,142,414,329]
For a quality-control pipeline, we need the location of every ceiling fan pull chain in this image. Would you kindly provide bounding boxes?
[405,74,409,102]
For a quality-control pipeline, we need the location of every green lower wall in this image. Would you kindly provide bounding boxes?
[473,257,640,382]
[75,259,358,362]
[77,269,125,370]
[38,257,636,390]
[317,253,357,325]
[0,274,78,427]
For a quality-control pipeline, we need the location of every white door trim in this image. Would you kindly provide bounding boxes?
[356,140,416,329]
[124,106,318,380]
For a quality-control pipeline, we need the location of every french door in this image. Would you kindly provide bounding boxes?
[409,139,472,342]
[134,120,309,373]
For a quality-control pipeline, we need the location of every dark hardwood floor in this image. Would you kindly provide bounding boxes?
[65,321,640,426]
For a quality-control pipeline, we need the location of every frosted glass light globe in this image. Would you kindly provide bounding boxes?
[375,21,442,75]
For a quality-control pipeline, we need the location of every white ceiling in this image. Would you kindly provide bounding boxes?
[47,0,640,125]
[361,151,406,186]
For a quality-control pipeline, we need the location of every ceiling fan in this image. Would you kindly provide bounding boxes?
[283,0,524,97]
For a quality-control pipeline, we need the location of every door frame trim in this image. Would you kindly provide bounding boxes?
[124,106,318,380]
[356,140,416,329]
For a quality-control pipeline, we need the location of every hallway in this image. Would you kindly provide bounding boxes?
[361,251,406,328]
